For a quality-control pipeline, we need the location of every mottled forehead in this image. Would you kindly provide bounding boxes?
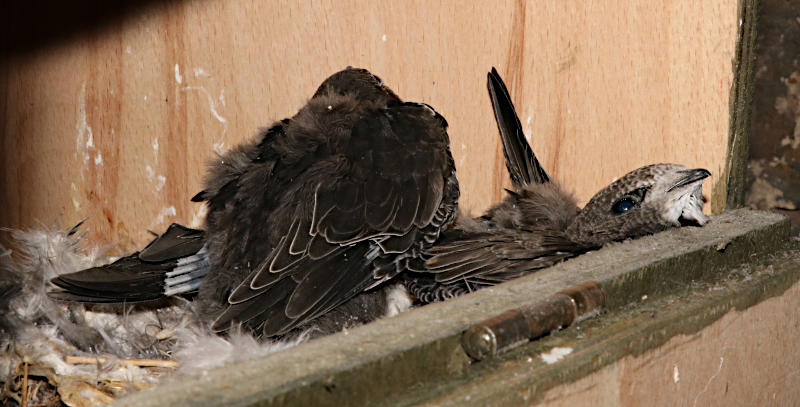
[585,163,688,207]
[615,164,688,189]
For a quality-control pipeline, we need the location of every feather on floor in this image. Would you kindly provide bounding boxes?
[0,223,316,406]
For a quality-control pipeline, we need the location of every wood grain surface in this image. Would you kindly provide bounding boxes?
[0,0,740,248]
[537,279,800,407]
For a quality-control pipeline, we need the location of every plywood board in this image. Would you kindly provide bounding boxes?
[537,278,800,407]
[0,0,740,247]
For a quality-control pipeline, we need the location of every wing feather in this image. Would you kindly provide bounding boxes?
[422,229,580,286]
[487,68,550,187]
[213,98,456,336]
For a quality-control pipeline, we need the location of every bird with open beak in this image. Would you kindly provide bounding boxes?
[47,67,710,339]
[404,68,711,302]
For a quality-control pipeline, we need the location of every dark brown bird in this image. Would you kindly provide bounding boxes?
[49,67,459,338]
[403,68,710,302]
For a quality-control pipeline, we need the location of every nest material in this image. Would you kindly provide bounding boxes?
[0,224,308,406]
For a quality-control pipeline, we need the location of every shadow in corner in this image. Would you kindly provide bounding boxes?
[1,0,179,60]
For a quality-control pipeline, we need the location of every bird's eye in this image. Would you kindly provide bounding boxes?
[612,198,637,214]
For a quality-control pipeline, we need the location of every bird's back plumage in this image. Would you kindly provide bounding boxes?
[49,68,459,339]
[186,68,459,337]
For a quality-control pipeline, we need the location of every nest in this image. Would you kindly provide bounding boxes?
[0,224,305,406]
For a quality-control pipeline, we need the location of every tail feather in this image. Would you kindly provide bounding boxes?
[48,223,207,303]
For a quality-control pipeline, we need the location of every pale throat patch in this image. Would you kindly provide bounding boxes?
[662,183,709,225]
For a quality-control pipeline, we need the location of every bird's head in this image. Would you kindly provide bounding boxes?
[313,67,401,104]
[565,164,710,247]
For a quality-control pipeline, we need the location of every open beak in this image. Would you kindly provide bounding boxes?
[673,168,711,226]
[668,168,711,192]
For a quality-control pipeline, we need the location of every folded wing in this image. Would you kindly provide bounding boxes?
[212,102,456,336]
[487,67,550,187]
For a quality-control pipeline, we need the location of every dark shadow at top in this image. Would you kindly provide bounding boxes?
[1,0,171,60]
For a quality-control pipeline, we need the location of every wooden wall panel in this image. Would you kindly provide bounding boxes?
[1,1,740,248]
[537,279,800,407]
